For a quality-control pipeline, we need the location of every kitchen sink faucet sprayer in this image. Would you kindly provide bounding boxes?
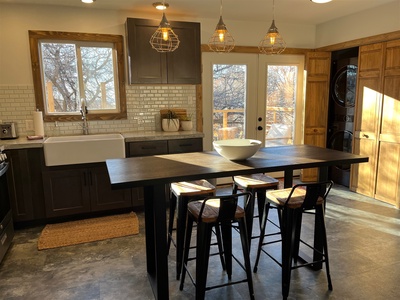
[80,99,89,135]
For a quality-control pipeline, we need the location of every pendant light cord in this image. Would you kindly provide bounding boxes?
[220,0,223,17]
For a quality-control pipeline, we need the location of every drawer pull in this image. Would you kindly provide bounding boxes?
[179,144,193,147]
[141,146,157,150]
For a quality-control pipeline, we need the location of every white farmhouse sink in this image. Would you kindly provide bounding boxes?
[43,133,125,166]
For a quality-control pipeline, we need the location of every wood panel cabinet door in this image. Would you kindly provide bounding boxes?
[42,168,91,218]
[126,18,201,84]
[6,149,45,222]
[90,165,132,212]
[301,51,331,182]
[375,40,400,207]
[350,43,384,197]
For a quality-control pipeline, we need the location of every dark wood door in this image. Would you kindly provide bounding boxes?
[42,168,91,218]
[126,18,201,84]
[6,148,45,222]
[90,165,132,212]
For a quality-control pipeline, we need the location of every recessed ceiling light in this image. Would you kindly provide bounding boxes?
[82,0,96,3]
[153,2,169,10]
[310,0,332,3]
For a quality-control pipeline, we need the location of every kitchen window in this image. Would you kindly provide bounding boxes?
[29,31,127,122]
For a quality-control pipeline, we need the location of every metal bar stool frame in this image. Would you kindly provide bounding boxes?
[180,193,255,300]
[253,181,334,299]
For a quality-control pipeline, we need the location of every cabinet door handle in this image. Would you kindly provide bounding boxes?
[362,134,369,139]
[89,170,93,186]
[141,146,157,150]
[83,171,87,186]
[179,143,192,147]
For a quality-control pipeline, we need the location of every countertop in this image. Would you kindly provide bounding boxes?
[0,131,204,150]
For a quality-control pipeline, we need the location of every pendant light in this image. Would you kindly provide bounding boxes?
[259,0,286,55]
[149,1,180,53]
[208,0,235,53]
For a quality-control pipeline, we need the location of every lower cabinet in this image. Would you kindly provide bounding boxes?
[126,138,203,206]
[42,163,132,218]
[6,148,46,222]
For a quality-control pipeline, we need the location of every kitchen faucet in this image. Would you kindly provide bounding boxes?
[80,100,89,135]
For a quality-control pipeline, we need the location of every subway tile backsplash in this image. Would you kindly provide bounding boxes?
[0,84,197,137]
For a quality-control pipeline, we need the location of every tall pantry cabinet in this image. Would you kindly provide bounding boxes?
[350,40,400,208]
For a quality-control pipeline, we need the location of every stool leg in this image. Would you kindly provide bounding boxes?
[244,189,255,250]
[281,207,297,300]
[318,205,333,290]
[292,212,303,263]
[220,220,233,280]
[179,214,193,291]
[167,193,177,255]
[256,188,267,228]
[253,202,271,273]
[176,196,189,280]
[214,225,226,270]
[195,222,213,300]
[238,217,255,300]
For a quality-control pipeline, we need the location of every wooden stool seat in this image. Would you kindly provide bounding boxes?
[171,180,216,197]
[233,173,279,189]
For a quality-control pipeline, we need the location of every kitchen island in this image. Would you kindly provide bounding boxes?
[106,144,369,299]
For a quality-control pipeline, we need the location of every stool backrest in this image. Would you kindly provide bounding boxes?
[285,181,333,210]
[198,192,251,223]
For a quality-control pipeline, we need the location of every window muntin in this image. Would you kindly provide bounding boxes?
[29,31,126,122]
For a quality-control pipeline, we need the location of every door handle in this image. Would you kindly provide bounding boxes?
[362,134,369,139]
[257,126,263,131]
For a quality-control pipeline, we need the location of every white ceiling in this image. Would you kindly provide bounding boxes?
[0,0,396,25]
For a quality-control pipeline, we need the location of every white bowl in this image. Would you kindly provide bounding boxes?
[213,139,262,161]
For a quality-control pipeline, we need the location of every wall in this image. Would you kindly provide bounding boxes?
[0,3,398,137]
[315,1,400,47]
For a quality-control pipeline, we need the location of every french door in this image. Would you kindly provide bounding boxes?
[202,53,305,151]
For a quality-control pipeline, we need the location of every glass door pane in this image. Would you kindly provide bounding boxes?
[213,64,246,141]
[265,65,297,147]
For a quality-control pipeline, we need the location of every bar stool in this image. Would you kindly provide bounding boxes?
[180,193,255,300]
[167,179,219,280]
[232,173,279,245]
[253,181,334,300]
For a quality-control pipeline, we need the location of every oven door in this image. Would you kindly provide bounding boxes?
[0,162,14,263]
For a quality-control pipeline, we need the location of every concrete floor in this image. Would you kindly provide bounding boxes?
[1,183,400,300]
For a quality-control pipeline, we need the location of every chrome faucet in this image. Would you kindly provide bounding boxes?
[80,100,89,135]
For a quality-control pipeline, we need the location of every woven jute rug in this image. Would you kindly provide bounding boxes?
[37,212,139,250]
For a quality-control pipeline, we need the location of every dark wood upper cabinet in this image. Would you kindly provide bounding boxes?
[126,18,201,84]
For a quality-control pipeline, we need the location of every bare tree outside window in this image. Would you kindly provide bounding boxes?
[29,31,126,122]
[41,42,118,114]
[213,64,246,140]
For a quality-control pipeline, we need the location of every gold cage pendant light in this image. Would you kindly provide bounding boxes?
[259,0,286,55]
[149,1,180,53]
[208,0,235,53]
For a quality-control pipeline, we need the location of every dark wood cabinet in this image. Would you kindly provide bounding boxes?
[42,163,132,218]
[6,148,46,222]
[126,138,203,206]
[126,18,201,84]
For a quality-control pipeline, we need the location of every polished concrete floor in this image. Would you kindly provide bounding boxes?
[1,183,400,300]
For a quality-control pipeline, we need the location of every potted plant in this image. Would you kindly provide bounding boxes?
[180,114,193,131]
[161,110,180,132]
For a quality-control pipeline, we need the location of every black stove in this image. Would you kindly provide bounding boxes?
[0,146,14,263]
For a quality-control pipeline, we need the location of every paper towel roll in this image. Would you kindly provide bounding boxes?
[33,111,44,136]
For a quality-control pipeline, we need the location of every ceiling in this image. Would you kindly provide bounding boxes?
[1,0,396,25]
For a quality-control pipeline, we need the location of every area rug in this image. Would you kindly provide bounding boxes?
[37,212,139,250]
